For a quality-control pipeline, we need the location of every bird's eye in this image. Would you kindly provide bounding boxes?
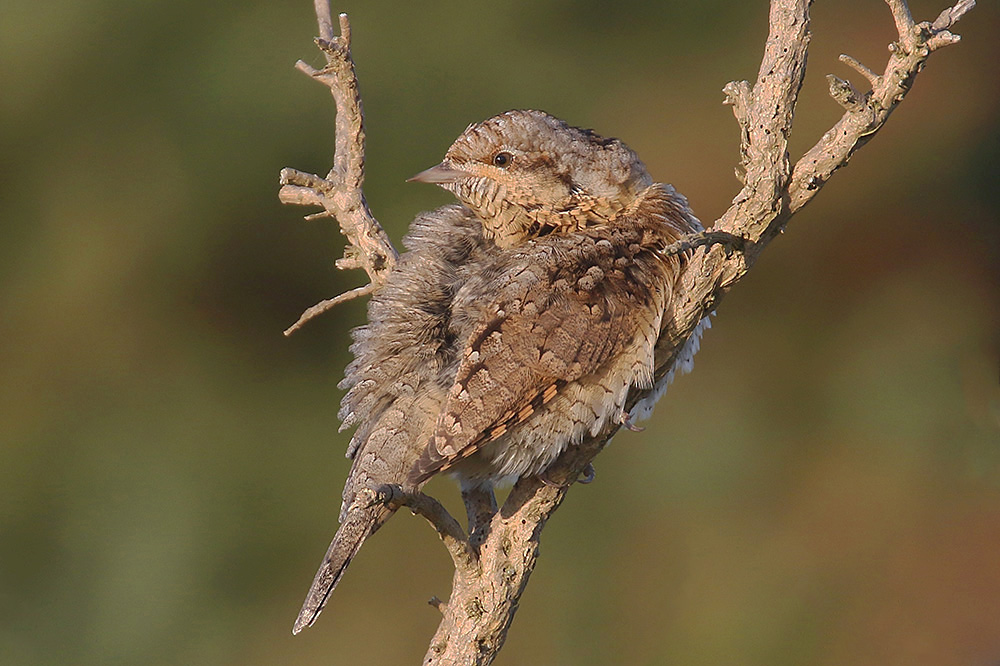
[492,151,513,168]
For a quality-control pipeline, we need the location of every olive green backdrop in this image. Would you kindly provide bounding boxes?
[2,1,998,664]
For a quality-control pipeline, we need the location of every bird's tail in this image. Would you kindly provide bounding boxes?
[292,500,395,634]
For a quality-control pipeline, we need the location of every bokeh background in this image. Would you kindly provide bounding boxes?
[2,0,998,664]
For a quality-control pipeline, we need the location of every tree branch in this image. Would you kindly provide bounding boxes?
[278,13,397,336]
[282,283,375,336]
[376,485,478,574]
[280,0,973,663]
[786,0,975,214]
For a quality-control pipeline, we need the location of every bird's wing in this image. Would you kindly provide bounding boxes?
[408,237,660,485]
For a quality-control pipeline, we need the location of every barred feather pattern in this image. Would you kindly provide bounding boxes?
[292,205,498,634]
[337,204,499,517]
[410,184,703,485]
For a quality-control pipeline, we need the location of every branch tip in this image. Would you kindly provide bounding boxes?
[283,283,376,336]
[839,54,880,88]
[280,167,332,192]
[280,1,973,660]
[314,0,335,42]
[789,0,973,215]
[335,256,362,271]
[931,0,975,31]
[338,13,351,48]
[295,59,321,78]
[279,9,398,332]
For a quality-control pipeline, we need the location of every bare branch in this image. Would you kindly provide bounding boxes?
[926,0,974,50]
[282,283,375,336]
[827,74,866,112]
[786,0,974,214]
[416,0,973,661]
[419,2,814,661]
[279,7,398,334]
[279,167,332,195]
[426,478,568,666]
[886,0,919,53]
[839,53,881,88]
[379,485,478,574]
[715,0,811,247]
[312,0,335,42]
[931,0,975,31]
[278,184,324,208]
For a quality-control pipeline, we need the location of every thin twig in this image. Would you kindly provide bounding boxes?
[827,74,866,112]
[283,283,376,336]
[839,53,881,88]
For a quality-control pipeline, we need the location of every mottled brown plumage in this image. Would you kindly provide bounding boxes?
[410,110,656,248]
[293,204,497,634]
[408,110,702,484]
[295,109,704,633]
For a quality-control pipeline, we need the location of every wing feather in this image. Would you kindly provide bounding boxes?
[409,243,642,484]
[408,184,694,486]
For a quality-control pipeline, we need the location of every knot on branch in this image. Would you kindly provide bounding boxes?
[826,74,866,112]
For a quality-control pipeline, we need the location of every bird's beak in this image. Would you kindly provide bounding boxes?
[407,161,472,184]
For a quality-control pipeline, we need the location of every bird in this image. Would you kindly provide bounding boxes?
[293,109,707,633]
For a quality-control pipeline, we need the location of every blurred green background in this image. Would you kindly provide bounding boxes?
[2,0,998,664]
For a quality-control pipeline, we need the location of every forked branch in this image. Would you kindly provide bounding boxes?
[376,485,478,573]
[785,0,976,213]
[278,11,397,335]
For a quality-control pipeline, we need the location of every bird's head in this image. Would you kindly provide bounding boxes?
[409,109,653,248]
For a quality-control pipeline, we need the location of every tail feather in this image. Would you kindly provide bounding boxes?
[292,502,394,634]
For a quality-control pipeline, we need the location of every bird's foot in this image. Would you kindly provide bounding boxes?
[538,462,596,487]
[619,410,645,432]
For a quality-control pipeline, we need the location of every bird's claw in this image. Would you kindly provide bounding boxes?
[619,410,645,432]
[538,463,596,487]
